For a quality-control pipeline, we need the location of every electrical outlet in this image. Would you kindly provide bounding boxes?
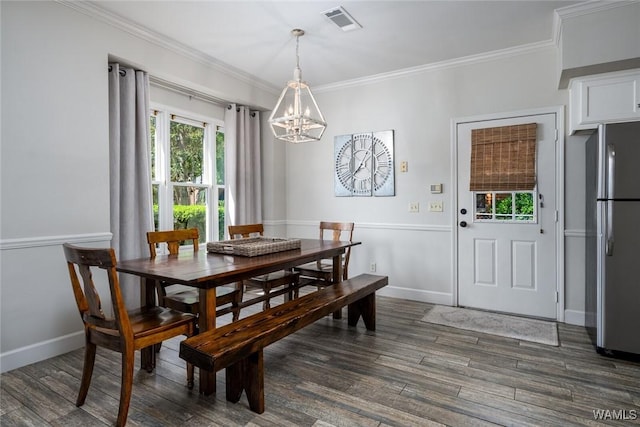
[429,201,443,212]
[409,202,420,213]
[369,262,377,272]
[400,161,408,173]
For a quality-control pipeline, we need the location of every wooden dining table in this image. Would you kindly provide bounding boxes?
[116,238,360,394]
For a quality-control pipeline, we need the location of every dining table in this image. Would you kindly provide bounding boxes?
[116,237,360,394]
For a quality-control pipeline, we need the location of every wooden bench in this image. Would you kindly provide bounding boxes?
[179,273,388,413]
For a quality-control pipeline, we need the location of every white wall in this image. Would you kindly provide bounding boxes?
[0,1,277,372]
[284,46,586,312]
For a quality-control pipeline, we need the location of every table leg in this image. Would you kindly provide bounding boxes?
[198,287,217,395]
[140,277,157,372]
[331,254,343,319]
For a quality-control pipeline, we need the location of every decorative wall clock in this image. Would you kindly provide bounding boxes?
[334,130,395,197]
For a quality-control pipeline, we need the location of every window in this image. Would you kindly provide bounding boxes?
[474,191,536,222]
[469,122,538,223]
[150,108,226,243]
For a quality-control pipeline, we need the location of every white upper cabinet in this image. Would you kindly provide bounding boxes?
[569,69,640,134]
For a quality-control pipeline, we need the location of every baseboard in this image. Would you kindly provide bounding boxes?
[564,309,586,326]
[377,285,453,306]
[0,331,85,373]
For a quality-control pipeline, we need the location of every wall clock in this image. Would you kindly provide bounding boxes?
[334,130,395,197]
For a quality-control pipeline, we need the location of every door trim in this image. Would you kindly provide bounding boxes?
[450,106,565,321]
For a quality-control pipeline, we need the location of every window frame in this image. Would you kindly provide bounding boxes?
[150,103,224,244]
[472,190,538,223]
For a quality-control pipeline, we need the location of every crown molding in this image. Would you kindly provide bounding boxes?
[56,0,279,96]
[553,0,639,44]
[555,0,638,20]
[315,40,555,93]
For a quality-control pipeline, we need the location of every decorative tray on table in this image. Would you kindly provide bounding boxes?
[206,237,301,257]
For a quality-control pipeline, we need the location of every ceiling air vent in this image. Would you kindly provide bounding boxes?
[322,6,362,32]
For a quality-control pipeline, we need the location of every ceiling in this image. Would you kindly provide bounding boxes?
[90,1,585,90]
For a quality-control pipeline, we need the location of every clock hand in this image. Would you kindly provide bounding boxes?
[354,150,372,173]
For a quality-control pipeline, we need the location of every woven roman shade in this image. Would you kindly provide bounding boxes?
[470,123,537,191]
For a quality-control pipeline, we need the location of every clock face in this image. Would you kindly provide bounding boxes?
[334,131,395,197]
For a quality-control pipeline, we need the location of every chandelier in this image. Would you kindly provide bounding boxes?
[269,29,327,143]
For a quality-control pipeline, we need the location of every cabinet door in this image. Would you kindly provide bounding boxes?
[570,70,640,134]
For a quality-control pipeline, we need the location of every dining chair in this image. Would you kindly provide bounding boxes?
[228,223,300,310]
[293,221,355,287]
[147,228,242,322]
[62,243,196,427]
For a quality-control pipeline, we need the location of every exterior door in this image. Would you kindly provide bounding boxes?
[457,113,558,319]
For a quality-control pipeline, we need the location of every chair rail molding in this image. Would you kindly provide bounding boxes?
[0,232,113,250]
[286,220,452,233]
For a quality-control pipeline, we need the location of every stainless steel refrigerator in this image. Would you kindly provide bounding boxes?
[585,121,640,357]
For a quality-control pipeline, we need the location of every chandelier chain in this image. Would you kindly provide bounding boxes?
[295,34,300,70]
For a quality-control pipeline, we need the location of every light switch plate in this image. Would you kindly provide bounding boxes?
[429,201,443,212]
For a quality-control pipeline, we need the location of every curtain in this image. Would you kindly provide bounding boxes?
[225,104,262,228]
[470,123,537,191]
[108,63,154,309]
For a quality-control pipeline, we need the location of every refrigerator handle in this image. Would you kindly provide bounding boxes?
[605,200,614,256]
[606,144,615,199]
[605,144,615,256]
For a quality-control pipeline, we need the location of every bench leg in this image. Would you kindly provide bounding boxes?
[225,350,265,414]
[348,293,376,331]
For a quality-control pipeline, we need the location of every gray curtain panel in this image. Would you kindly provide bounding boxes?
[108,63,154,309]
[225,104,262,228]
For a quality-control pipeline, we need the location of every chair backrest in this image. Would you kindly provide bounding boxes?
[147,228,199,257]
[228,224,264,240]
[63,243,131,336]
[319,221,355,280]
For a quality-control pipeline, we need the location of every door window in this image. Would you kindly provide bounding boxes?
[474,191,536,222]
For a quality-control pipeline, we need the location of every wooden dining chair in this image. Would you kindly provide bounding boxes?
[228,223,300,310]
[294,221,355,286]
[63,243,196,427]
[147,228,242,322]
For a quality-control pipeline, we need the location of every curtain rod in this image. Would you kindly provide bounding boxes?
[149,75,229,107]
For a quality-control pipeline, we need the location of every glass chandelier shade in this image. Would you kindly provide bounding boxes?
[269,29,327,143]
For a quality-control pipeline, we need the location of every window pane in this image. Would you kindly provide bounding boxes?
[475,193,492,219]
[170,121,204,183]
[152,184,159,231]
[150,115,157,181]
[173,186,206,243]
[515,192,535,221]
[216,129,225,185]
[218,187,225,240]
[495,193,512,220]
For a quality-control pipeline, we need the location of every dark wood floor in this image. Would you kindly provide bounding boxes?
[2,293,639,426]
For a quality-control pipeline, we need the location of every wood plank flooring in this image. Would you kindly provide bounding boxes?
[2,294,639,426]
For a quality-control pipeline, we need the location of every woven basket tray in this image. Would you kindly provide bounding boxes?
[206,237,301,257]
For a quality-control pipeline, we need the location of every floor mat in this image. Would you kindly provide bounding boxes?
[421,305,559,346]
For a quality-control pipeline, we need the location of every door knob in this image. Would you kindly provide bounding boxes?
[460,221,467,228]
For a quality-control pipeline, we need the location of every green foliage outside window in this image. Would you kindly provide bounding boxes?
[495,193,534,220]
[153,201,225,240]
